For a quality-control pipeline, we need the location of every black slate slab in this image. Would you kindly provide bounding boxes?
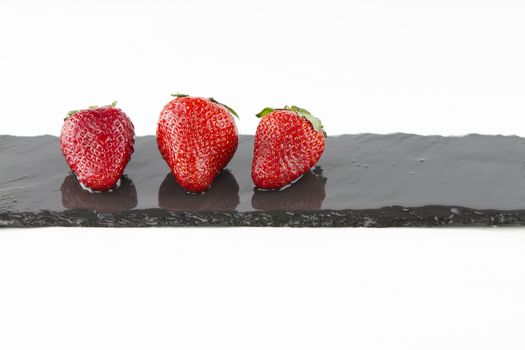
[2,134,525,227]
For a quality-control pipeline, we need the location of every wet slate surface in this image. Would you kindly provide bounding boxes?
[2,134,525,227]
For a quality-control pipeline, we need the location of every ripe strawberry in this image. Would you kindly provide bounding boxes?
[252,105,326,190]
[156,94,239,193]
[60,102,135,192]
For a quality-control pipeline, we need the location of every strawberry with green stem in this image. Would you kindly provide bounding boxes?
[156,94,239,193]
[252,105,326,190]
[60,101,135,192]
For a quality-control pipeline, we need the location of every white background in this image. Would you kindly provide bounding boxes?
[1,0,525,349]
[1,0,525,136]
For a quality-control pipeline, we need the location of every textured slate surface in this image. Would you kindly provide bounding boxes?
[2,134,525,227]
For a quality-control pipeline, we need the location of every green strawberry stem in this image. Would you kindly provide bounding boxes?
[64,101,118,121]
[209,97,239,119]
[255,105,326,137]
[255,107,275,118]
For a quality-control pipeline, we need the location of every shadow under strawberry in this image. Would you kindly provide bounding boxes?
[251,166,327,211]
[61,174,138,213]
[158,170,240,211]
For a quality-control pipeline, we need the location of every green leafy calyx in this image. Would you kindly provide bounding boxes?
[255,107,275,118]
[255,105,326,137]
[209,97,239,119]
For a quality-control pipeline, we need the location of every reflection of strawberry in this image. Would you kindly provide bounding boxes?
[158,170,239,211]
[252,167,326,210]
[61,174,137,213]
[252,106,326,190]
[60,102,135,192]
[156,95,239,193]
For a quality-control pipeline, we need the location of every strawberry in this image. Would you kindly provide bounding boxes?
[252,105,326,190]
[60,102,135,192]
[156,94,239,193]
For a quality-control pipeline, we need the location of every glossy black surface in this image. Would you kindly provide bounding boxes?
[2,134,525,227]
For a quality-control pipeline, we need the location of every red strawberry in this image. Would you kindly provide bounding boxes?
[252,105,326,190]
[60,102,135,192]
[156,94,239,193]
